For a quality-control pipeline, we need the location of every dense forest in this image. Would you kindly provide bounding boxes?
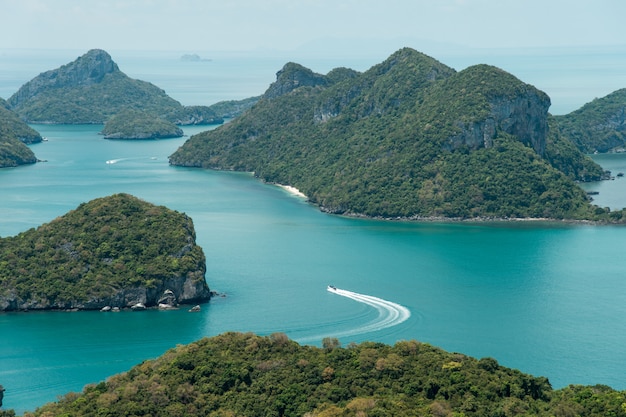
[0,193,210,311]
[169,48,620,222]
[0,98,41,167]
[12,332,625,417]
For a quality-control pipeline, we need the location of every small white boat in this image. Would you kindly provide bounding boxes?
[327,285,337,292]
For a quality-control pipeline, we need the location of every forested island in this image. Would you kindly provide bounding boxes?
[0,193,211,311]
[9,332,624,417]
[5,49,223,126]
[169,48,625,222]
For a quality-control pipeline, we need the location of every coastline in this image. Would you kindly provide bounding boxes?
[276,184,307,198]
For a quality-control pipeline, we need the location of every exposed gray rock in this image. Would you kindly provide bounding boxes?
[158,289,177,307]
[264,62,328,100]
[443,87,550,156]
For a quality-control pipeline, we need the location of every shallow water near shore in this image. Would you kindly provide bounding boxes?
[2,49,626,413]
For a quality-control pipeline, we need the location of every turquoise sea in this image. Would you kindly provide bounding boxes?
[1,48,626,413]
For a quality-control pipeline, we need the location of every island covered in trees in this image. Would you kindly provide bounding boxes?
[0,193,211,311]
[169,48,626,222]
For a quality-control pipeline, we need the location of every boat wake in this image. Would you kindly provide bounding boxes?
[295,287,411,343]
[106,156,158,164]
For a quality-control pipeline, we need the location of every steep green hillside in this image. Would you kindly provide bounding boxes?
[27,332,626,417]
[0,193,211,311]
[554,88,626,153]
[0,98,39,167]
[6,49,222,125]
[170,48,609,221]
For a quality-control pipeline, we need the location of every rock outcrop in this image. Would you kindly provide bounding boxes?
[264,62,329,100]
[444,91,551,156]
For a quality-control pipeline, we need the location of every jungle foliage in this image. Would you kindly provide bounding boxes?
[554,88,626,153]
[0,193,206,309]
[26,332,626,417]
[169,48,615,221]
[0,99,39,167]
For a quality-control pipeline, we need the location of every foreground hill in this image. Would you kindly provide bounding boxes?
[26,332,626,417]
[170,48,611,221]
[0,193,211,311]
[6,49,222,126]
[554,88,626,153]
[0,98,40,167]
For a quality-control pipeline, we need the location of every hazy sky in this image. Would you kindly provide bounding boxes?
[2,0,624,55]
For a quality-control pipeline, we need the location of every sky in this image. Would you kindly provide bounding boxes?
[1,0,624,55]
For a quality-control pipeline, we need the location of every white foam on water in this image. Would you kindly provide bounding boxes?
[297,287,411,343]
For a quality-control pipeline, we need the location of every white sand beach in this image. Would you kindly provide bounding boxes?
[278,184,307,198]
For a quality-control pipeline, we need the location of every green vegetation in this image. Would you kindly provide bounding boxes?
[0,98,42,144]
[0,193,209,310]
[24,332,626,417]
[206,96,261,119]
[101,110,183,139]
[554,88,626,153]
[0,99,40,167]
[9,69,182,124]
[6,49,223,126]
[0,134,37,168]
[170,48,615,221]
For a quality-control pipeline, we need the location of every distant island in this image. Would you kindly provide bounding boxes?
[0,193,211,311]
[169,48,624,222]
[180,53,212,62]
[5,49,223,126]
[27,332,626,417]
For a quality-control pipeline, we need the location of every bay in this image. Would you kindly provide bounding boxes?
[1,49,626,413]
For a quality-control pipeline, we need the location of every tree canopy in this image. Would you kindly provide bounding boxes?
[23,332,626,417]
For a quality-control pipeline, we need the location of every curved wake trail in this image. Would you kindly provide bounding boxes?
[106,156,158,164]
[296,288,411,343]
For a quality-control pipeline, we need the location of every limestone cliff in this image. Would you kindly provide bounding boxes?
[441,66,551,157]
[263,62,329,100]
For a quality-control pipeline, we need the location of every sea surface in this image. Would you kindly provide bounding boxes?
[1,48,626,413]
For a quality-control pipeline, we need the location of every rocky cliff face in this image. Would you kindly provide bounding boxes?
[0,273,211,311]
[444,94,550,156]
[8,49,119,109]
[442,67,551,157]
[264,62,328,100]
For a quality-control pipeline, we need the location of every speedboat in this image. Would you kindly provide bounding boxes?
[327,285,337,292]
